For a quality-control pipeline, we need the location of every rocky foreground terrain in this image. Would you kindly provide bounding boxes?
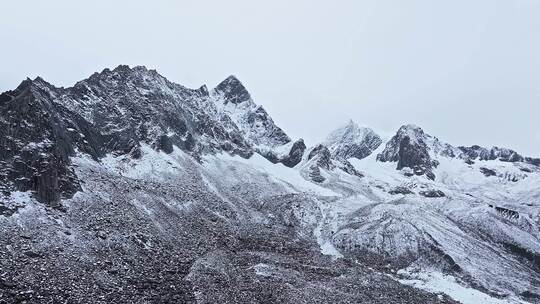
[1,65,539,303]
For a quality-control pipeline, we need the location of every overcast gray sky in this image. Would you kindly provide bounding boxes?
[1,0,539,156]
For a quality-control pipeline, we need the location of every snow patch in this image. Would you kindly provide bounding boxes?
[210,153,339,197]
[396,269,525,304]
[99,144,187,179]
[253,263,273,277]
[9,191,33,204]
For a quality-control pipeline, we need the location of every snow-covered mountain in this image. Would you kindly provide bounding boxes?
[1,65,539,304]
[324,120,383,161]
[211,75,291,149]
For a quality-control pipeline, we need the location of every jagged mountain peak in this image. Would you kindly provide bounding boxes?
[324,120,382,160]
[12,78,37,92]
[400,123,422,130]
[197,84,209,96]
[69,65,205,106]
[213,75,252,105]
[326,120,377,142]
[0,66,258,206]
[14,76,55,91]
[394,123,428,144]
[32,76,49,84]
[377,123,437,179]
[2,76,61,103]
[217,74,243,87]
[1,78,41,104]
[377,123,540,180]
[221,74,241,83]
[330,119,357,133]
[210,75,290,149]
[83,64,164,83]
[109,64,158,75]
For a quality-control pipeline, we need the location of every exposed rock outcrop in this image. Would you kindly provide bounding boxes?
[0,79,81,207]
[377,125,438,180]
[280,139,306,168]
[308,144,334,170]
[211,75,291,148]
[305,144,363,181]
[0,67,269,206]
[419,190,446,198]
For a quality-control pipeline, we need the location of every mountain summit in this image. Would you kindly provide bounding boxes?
[377,124,439,179]
[324,120,382,160]
[213,75,252,105]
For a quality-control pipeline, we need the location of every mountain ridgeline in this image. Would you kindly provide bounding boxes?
[1,65,538,207]
[0,66,289,207]
[2,65,540,303]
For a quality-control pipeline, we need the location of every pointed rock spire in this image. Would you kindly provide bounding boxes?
[213,75,252,104]
[377,124,436,180]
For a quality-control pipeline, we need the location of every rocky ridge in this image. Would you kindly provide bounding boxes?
[1,65,540,303]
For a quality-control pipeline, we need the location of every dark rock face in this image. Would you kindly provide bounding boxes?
[333,137,381,160]
[196,84,209,97]
[259,151,281,164]
[0,66,259,206]
[306,145,334,183]
[306,144,363,181]
[308,145,333,170]
[64,66,253,158]
[480,167,497,177]
[377,125,436,180]
[0,204,22,217]
[155,135,174,154]
[0,79,80,207]
[525,157,540,166]
[458,145,540,166]
[396,136,433,178]
[376,124,540,179]
[464,158,475,165]
[419,190,446,198]
[495,206,519,219]
[280,139,306,168]
[259,139,306,168]
[459,145,494,161]
[213,75,252,105]
[389,187,414,195]
[308,165,325,183]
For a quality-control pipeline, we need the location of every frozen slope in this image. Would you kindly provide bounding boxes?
[0,144,456,303]
[316,125,540,303]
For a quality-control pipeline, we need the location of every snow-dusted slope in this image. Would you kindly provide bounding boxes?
[320,124,540,303]
[324,120,382,160]
[210,75,291,149]
[1,66,539,303]
[208,75,308,168]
